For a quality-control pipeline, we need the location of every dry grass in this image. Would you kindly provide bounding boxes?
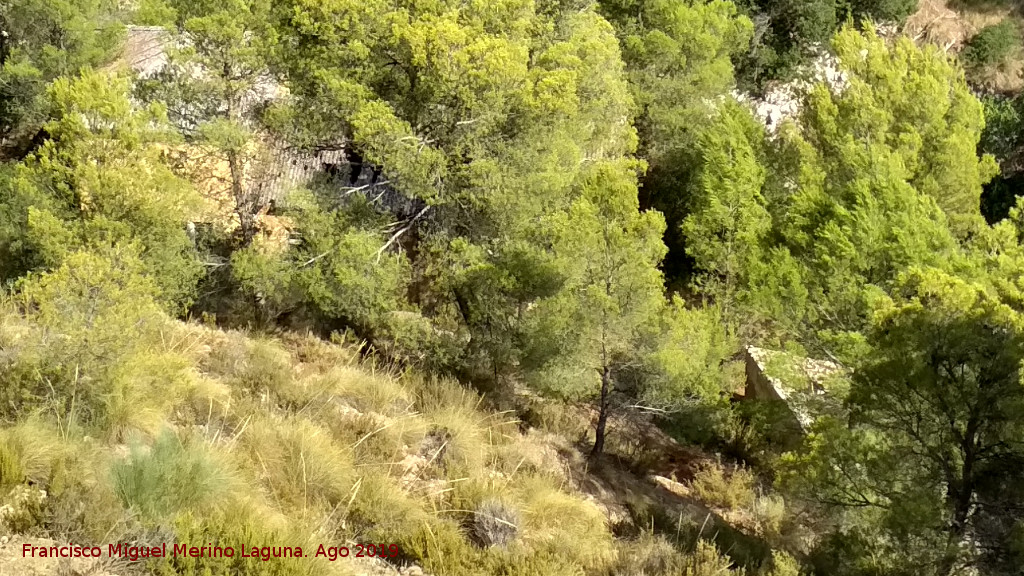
[1,316,775,575]
[905,0,1024,91]
[690,460,757,511]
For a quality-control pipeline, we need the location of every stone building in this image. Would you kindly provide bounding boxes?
[743,346,846,431]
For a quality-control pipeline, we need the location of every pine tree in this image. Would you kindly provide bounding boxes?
[0,71,201,309]
[523,159,666,457]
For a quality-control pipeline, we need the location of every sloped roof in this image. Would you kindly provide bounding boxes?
[746,346,844,395]
[116,26,173,78]
[744,346,847,430]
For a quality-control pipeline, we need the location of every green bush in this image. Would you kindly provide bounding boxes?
[112,431,239,523]
[611,532,690,576]
[684,540,742,576]
[0,484,47,534]
[768,550,801,576]
[204,334,294,398]
[751,494,787,542]
[43,450,127,542]
[848,0,919,23]
[0,444,22,492]
[962,21,1021,70]
[2,250,192,437]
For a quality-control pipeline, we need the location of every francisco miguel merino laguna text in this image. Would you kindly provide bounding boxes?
[22,542,400,562]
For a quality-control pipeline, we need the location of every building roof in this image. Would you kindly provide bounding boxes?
[116,26,173,78]
[744,346,848,430]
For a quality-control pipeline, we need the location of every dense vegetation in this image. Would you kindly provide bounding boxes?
[2,0,1024,575]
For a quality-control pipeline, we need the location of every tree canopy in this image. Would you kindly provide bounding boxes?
[6,1,1024,575]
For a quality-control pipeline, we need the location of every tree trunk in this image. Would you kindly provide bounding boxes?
[590,366,611,459]
[938,445,977,576]
[229,148,257,246]
[938,520,967,576]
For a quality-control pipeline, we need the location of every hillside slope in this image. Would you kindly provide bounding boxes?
[0,298,772,576]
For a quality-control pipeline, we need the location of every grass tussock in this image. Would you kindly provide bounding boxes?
[239,416,353,508]
[112,430,241,523]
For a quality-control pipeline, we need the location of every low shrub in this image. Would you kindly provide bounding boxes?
[471,499,520,548]
[0,484,46,534]
[610,532,689,575]
[416,380,499,476]
[751,493,787,542]
[518,476,616,571]
[0,443,21,492]
[768,550,800,576]
[611,535,744,576]
[3,251,188,434]
[391,519,481,575]
[690,460,756,511]
[332,365,410,414]
[518,398,589,440]
[343,471,430,542]
[101,350,194,441]
[684,540,741,576]
[43,450,127,542]
[962,21,1021,70]
[150,507,321,576]
[204,335,294,399]
[0,419,65,488]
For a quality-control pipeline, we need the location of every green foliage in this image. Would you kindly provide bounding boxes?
[0,70,202,309]
[598,0,753,161]
[735,0,918,88]
[520,159,666,454]
[735,0,837,88]
[979,94,1023,167]
[0,419,64,490]
[847,0,919,22]
[598,0,751,286]
[230,243,298,325]
[683,539,742,576]
[1,249,192,437]
[151,508,320,576]
[5,1,1024,574]
[796,26,996,228]
[239,417,353,507]
[962,21,1021,70]
[298,226,410,334]
[682,101,770,308]
[686,27,999,349]
[646,298,738,407]
[524,159,666,390]
[135,0,279,246]
[0,0,124,148]
[260,0,669,388]
[767,550,800,576]
[132,0,177,26]
[781,267,1024,574]
[203,334,294,397]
